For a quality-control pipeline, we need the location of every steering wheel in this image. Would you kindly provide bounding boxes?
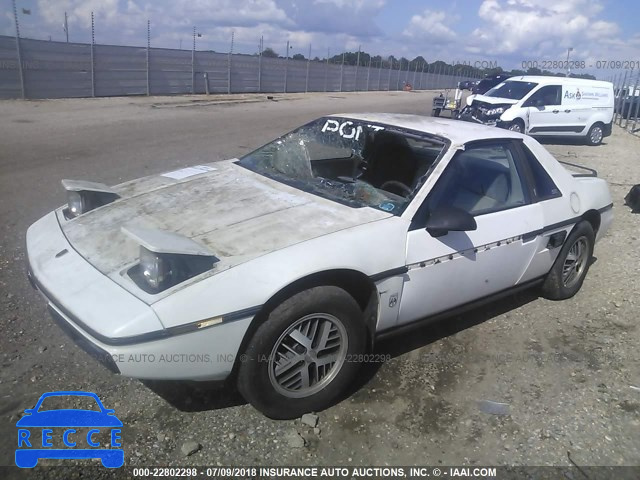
[380,180,412,197]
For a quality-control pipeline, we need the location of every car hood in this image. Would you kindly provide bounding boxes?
[60,160,391,278]
[471,94,519,106]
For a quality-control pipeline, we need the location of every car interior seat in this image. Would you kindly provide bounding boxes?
[450,156,511,213]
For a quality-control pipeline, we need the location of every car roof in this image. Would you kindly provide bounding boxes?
[501,75,612,87]
[331,113,525,145]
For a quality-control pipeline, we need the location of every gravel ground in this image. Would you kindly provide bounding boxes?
[0,91,638,477]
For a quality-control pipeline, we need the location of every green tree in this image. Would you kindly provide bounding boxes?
[261,47,278,58]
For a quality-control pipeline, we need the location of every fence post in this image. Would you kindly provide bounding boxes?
[324,48,329,92]
[339,52,344,92]
[191,27,195,94]
[228,31,234,95]
[610,72,619,122]
[377,61,382,90]
[387,60,392,90]
[355,46,360,91]
[396,59,401,90]
[612,72,621,122]
[412,62,417,88]
[305,44,311,93]
[146,20,150,96]
[284,40,290,93]
[616,70,628,125]
[90,12,95,97]
[11,0,25,99]
[366,59,371,91]
[258,36,263,93]
[624,70,640,130]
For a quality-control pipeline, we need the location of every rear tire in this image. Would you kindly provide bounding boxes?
[586,122,604,146]
[237,286,366,419]
[541,221,594,300]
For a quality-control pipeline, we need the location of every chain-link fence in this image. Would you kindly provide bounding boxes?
[605,70,640,136]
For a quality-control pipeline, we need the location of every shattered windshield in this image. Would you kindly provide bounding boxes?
[237,117,446,215]
[485,81,538,100]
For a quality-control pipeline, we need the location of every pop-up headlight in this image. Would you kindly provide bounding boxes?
[62,179,120,218]
[122,226,219,294]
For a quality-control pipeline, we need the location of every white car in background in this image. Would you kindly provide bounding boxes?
[460,76,614,145]
[26,114,613,418]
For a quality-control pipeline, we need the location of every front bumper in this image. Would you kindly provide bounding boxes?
[26,212,253,381]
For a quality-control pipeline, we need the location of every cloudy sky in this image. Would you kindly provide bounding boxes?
[2,0,637,75]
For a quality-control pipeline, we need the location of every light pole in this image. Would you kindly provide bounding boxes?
[192,27,202,94]
[566,47,573,77]
[12,0,25,99]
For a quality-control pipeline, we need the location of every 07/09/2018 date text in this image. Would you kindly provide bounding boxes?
[521,60,639,70]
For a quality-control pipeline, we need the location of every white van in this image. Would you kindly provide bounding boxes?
[458,76,614,145]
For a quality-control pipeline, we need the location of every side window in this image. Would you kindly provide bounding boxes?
[526,85,562,106]
[428,143,528,216]
[521,145,562,200]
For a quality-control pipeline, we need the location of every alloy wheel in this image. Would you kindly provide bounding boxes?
[268,313,348,398]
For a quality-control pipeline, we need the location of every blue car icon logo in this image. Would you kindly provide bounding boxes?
[15,391,123,468]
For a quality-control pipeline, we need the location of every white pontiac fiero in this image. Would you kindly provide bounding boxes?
[26,114,612,418]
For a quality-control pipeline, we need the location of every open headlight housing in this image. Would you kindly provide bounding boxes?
[67,191,85,217]
[62,179,120,218]
[122,226,219,294]
[129,247,217,294]
[140,247,173,290]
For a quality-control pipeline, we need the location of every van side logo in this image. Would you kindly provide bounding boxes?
[15,391,123,468]
[564,89,582,101]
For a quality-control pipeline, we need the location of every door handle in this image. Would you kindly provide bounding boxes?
[564,109,571,113]
[552,110,560,114]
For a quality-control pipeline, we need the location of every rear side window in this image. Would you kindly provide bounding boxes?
[521,145,561,200]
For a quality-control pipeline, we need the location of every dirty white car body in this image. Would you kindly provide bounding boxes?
[26,114,613,418]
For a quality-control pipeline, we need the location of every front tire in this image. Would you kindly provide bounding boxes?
[237,286,366,419]
[507,119,524,133]
[541,221,594,300]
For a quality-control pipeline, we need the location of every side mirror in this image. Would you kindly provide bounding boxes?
[426,206,477,237]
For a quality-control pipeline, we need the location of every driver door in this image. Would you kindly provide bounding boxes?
[397,140,545,325]
[523,85,562,135]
